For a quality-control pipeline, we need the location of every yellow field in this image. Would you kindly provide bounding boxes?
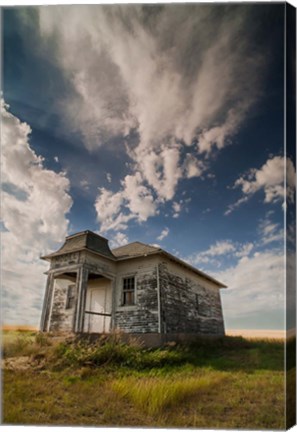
[2,325,38,332]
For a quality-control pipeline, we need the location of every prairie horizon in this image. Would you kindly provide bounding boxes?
[2,325,293,340]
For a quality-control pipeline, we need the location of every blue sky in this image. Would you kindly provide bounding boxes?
[2,4,295,330]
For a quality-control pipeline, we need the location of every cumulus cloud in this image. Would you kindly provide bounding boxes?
[1,100,73,326]
[217,250,284,320]
[109,232,129,248]
[37,5,265,230]
[157,227,169,241]
[226,156,296,215]
[122,172,157,220]
[95,171,157,233]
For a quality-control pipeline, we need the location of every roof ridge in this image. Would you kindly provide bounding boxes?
[111,240,150,251]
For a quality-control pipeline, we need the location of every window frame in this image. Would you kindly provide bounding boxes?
[121,275,136,306]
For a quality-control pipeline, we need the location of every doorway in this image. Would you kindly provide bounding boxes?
[84,279,112,333]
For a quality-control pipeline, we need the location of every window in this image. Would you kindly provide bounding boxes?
[66,284,75,309]
[122,277,135,305]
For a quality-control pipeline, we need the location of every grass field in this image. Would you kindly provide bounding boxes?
[1,330,291,429]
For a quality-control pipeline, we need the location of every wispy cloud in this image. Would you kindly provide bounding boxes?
[37,5,266,233]
[157,227,169,241]
[258,214,284,246]
[188,240,236,267]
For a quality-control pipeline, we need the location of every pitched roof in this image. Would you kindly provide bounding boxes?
[42,231,226,288]
[41,231,116,260]
[111,242,161,258]
[112,242,226,288]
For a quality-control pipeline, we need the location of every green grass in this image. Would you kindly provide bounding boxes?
[2,331,288,429]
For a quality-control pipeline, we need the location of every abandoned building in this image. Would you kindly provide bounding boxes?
[40,230,226,338]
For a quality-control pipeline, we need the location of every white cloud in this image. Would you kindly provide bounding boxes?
[1,99,72,326]
[172,201,182,218]
[37,5,265,229]
[110,232,129,248]
[205,240,235,256]
[54,156,59,162]
[183,154,206,179]
[226,156,296,215]
[217,250,284,319]
[157,227,169,241]
[188,239,256,268]
[106,172,112,183]
[189,240,235,266]
[197,107,247,155]
[95,171,157,233]
[235,242,254,258]
[122,172,157,221]
[258,216,284,246]
[95,188,128,232]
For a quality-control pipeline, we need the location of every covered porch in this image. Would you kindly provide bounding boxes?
[40,265,114,334]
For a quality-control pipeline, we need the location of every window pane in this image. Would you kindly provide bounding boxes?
[122,277,135,305]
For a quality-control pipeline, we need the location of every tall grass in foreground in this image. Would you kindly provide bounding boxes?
[112,374,226,416]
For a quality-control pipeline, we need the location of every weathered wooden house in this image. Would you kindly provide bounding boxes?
[40,230,226,338]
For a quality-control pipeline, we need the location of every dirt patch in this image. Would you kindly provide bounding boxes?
[2,356,45,371]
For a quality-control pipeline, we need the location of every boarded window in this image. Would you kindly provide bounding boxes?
[122,277,135,305]
[66,284,75,309]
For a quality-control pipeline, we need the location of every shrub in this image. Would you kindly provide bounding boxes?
[49,338,188,371]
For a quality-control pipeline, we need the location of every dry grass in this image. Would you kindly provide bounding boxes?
[112,373,228,416]
[2,325,38,331]
[2,330,289,429]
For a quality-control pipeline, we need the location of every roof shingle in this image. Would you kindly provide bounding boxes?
[111,242,160,258]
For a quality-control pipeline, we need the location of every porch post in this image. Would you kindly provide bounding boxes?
[110,278,116,331]
[74,267,89,332]
[40,273,54,332]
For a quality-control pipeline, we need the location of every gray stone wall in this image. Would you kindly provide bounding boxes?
[115,268,159,333]
[159,262,225,335]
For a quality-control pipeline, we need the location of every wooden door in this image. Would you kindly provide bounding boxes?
[84,286,111,333]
